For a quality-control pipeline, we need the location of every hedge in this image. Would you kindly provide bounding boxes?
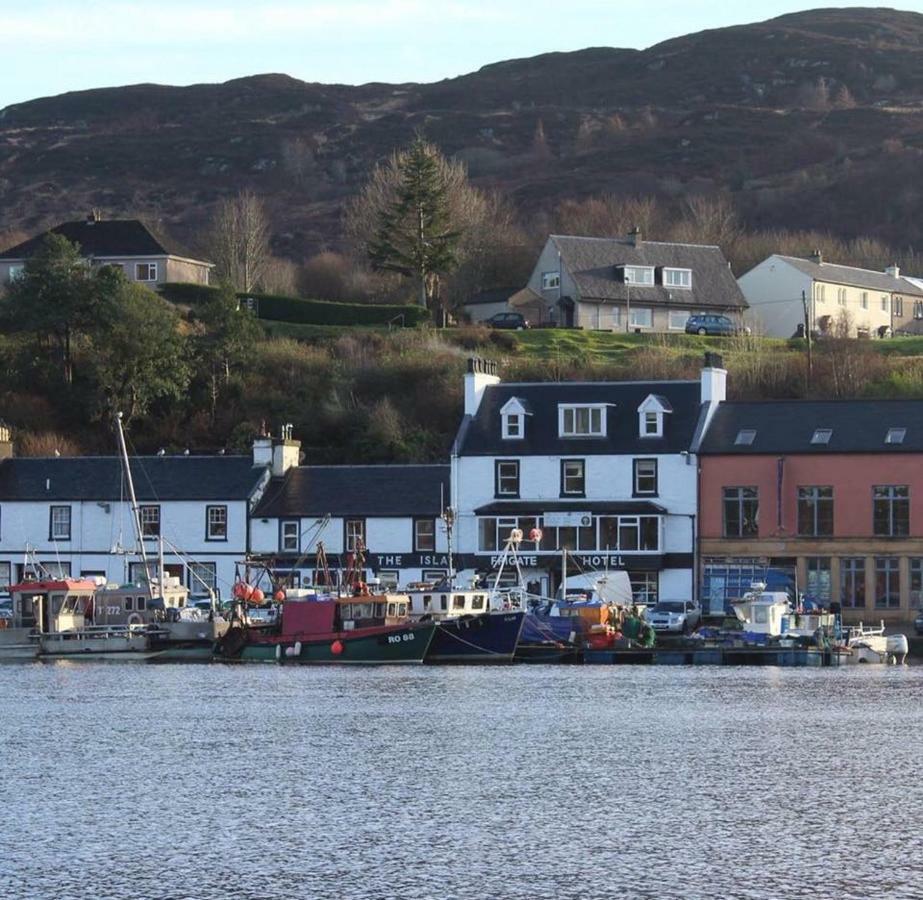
[158,282,428,327]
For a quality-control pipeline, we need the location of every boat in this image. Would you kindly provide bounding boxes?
[216,588,436,664]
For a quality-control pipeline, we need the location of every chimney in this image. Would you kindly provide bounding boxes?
[252,435,272,468]
[0,422,13,460]
[464,357,500,416]
[810,249,823,265]
[628,226,642,248]
[885,264,900,279]
[701,352,727,406]
[271,423,301,477]
[86,209,102,224]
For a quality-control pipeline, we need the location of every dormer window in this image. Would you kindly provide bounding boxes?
[620,266,654,285]
[637,394,673,439]
[663,268,692,289]
[811,428,832,445]
[501,397,531,440]
[559,404,607,437]
[541,271,560,290]
[885,428,906,445]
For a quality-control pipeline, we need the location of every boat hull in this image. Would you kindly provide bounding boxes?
[426,612,525,663]
[237,622,436,664]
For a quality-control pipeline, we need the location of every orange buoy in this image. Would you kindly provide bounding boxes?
[273,590,286,602]
[331,640,344,656]
[251,588,264,603]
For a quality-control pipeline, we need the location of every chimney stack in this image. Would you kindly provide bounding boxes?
[464,357,500,417]
[701,353,727,406]
[628,226,642,248]
[885,264,900,279]
[271,423,301,477]
[810,249,823,265]
[0,422,13,460]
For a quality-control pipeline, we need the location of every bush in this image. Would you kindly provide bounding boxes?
[159,283,429,327]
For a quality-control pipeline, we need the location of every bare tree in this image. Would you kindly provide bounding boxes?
[281,137,316,186]
[207,190,271,293]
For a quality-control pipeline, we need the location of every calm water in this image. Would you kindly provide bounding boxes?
[2,663,922,900]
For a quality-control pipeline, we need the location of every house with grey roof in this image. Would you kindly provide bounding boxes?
[516,230,747,331]
[249,464,451,590]
[0,212,212,287]
[738,251,923,339]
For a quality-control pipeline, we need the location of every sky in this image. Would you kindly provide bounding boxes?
[2,0,923,109]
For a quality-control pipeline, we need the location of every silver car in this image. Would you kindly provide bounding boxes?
[646,600,701,634]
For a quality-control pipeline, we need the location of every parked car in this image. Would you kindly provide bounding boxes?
[685,314,750,336]
[484,312,529,330]
[914,610,923,636]
[646,600,702,634]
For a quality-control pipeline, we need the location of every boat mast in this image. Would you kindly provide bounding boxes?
[115,412,154,601]
[442,505,456,590]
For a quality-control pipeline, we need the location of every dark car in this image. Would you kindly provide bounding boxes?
[685,314,749,336]
[484,312,529,330]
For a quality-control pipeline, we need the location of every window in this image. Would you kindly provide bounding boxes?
[611,307,622,329]
[915,300,923,320]
[628,571,658,606]
[881,295,888,312]
[875,557,900,608]
[559,405,605,437]
[280,520,299,553]
[894,297,904,317]
[840,558,866,608]
[345,519,366,552]
[885,428,906,445]
[135,262,158,281]
[560,459,585,497]
[873,485,909,537]
[139,505,160,538]
[622,266,654,285]
[837,288,846,306]
[641,411,661,437]
[633,459,658,496]
[911,558,923,609]
[723,487,759,538]
[495,460,520,497]
[668,309,691,330]
[7,265,23,283]
[797,486,833,537]
[414,519,436,552]
[0,562,10,589]
[734,429,756,446]
[860,292,868,310]
[377,570,400,592]
[188,562,217,593]
[815,284,825,303]
[810,428,832,445]
[805,557,831,604]
[541,271,560,290]
[49,505,71,541]
[206,505,228,541]
[503,413,523,440]
[629,307,653,328]
[663,268,692,289]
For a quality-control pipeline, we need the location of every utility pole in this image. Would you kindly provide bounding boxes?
[802,289,813,391]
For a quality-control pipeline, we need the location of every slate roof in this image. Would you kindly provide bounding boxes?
[774,255,923,296]
[551,235,747,310]
[457,381,704,456]
[253,465,450,518]
[699,400,923,455]
[0,456,265,501]
[0,219,175,260]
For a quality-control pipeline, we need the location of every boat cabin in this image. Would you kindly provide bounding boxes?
[279,593,411,638]
[93,576,190,626]
[406,590,492,618]
[8,579,98,633]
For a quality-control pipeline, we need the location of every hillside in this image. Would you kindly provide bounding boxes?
[5,8,923,261]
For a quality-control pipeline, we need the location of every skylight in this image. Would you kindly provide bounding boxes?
[734,429,756,446]
[811,428,833,445]
[885,428,906,445]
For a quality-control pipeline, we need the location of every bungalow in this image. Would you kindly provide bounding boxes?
[0,212,212,287]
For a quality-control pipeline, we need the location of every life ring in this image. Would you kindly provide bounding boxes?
[127,613,144,626]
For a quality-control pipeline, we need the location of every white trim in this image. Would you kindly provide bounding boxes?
[558,404,608,438]
[663,268,692,289]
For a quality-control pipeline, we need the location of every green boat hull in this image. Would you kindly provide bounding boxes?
[238,622,435,664]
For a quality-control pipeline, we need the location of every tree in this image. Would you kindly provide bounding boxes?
[0,234,120,385]
[206,190,271,293]
[91,283,190,424]
[193,284,262,423]
[348,135,476,317]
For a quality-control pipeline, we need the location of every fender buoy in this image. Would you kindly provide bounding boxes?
[127,613,144,626]
[331,640,344,656]
[274,590,286,602]
[275,644,282,661]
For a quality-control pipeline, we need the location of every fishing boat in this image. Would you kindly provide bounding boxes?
[216,589,436,664]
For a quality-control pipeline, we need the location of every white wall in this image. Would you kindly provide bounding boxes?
[525,237,579,323]
[737,257,811,338]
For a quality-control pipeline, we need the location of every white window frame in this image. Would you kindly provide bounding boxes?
[495,460,520,497]
[633,459,658,496]
[559,404,607,438]
[668,309,690,330]
[139,504,161,539]
[135,262,158,282]
[816,284,826,303]
[414,518,436,552]
[629,307,653,329]
[281,520,299,553]
[345,519,366,553]
[206,505,228,541]
[541,271,560,290]
[881,295,888,312]
[502,412,523,440]
[860,292,868,310]
[0,562,9,588]
[622,266,654,285]
[50,505,71,541]
[560,459,585,497]
[188,562,218,593]
[640,410,662,438]
[663,268,692,289]
[377,570,400,592]
[837,288,846,306]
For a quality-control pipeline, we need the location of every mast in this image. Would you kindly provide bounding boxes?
[115,412,154,600]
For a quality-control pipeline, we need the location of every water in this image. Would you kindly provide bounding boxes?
[1,663,922,900]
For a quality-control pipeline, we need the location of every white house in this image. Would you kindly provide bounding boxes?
[249,464,451,590]
[450,355,727,605]
[738,252,923,338]
[0,433,289,598]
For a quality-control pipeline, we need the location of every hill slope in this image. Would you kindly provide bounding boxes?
[4,8,923,258]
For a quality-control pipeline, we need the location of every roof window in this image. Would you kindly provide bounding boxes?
[885,428,906,445]
[734,429,756,446]
[811,428,833,445]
